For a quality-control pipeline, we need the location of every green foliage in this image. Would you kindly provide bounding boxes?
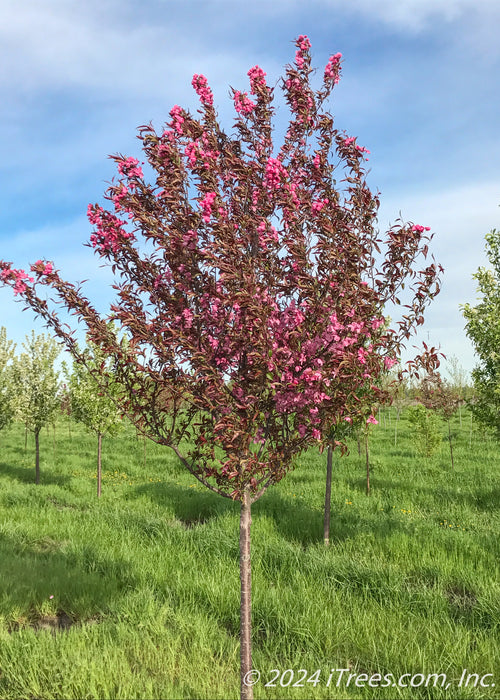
[0,327,16,432]
[407,404,441,458]
[12,331,60,435]
[462,225,500,437]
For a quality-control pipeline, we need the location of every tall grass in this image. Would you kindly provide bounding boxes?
[0,409,498,698]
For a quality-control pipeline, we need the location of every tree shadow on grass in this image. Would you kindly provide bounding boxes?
[0,531,137,631]
[0,460,72,487]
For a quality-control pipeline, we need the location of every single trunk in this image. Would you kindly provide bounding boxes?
[365,431,370,496]
[323,444,333,546]
[143,435,147,469]
[447,420,454,471]
[35,429,40,485]
[97,432,102,498]
[240,488,253,700]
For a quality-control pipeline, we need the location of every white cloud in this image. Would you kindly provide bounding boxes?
[377,180,500,371]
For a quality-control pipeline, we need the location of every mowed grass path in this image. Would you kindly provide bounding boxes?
[0,410,498,699]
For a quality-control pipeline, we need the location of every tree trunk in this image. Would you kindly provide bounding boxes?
[323,444,333,546]
[240,488,253,700]
[35,429,40,485]
[447,420,454,471]
[25,424,28,451]
[97,432,102,498]
[365,431,370,495]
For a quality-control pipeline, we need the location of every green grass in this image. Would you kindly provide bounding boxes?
[0,409,498,699]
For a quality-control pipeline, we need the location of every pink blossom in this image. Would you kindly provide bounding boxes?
[169,105,185,135]
[312,428,321,440]
[118,157,143,179]
[384,356,397,369]
[324,52,342,84]
[247,65,267,94]
[366,415,378,425]
[234,90,256,115]
[200,192,217,223]
[412,224,431,233]
[192,74,214,107]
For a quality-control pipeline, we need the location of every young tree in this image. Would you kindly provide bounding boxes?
[0,37,442,698]
[64,337,123,497]
[0,327,16,436]
[462,225,500,438]
[12,331,60,484]
[419,372,460,469]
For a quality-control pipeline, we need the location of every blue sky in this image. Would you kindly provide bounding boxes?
[1,0,499,374]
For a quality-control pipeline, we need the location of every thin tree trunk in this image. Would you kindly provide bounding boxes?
[447,420,454,471]
[365,431,370,495]
[25,424,28,451]
[323,444,333,546]
[35,429,40,485]
[240,488,253,700]
[97,432,102,498]
[143,435,147,469]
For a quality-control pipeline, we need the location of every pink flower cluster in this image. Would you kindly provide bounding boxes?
[247,65,267,94]
[200,192,217,223]
[311,198,328,215]
[169,105,185,135]
[412,224,431,233]
[295,34,311,68]
[184,137,220,169]
[117,157,143,180]
[192,74,214,107]
[233,90,256,115]
[264,157,287,191]
[31,260,53,276]
[324,52,342,84]
[0,266,34,295]
[88,204,134,254]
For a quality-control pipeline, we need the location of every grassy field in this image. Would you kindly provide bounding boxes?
[0,409,498,699]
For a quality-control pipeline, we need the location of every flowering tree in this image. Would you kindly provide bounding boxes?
[64,336,123,497]
[11,331,60,484]
[0,37,441,698]
[0,327,16,436]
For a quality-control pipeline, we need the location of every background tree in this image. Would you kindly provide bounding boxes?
[462,225,500,438]
[0,327,16,437]
[419,372,460,470]
[0,37,441,698]
[12,331,60,484]
[407,403,441,459]
[64,336,123,497]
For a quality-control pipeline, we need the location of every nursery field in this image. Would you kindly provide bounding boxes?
[0,409,499,699]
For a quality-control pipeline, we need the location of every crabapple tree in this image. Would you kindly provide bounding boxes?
[0,37,441,698]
